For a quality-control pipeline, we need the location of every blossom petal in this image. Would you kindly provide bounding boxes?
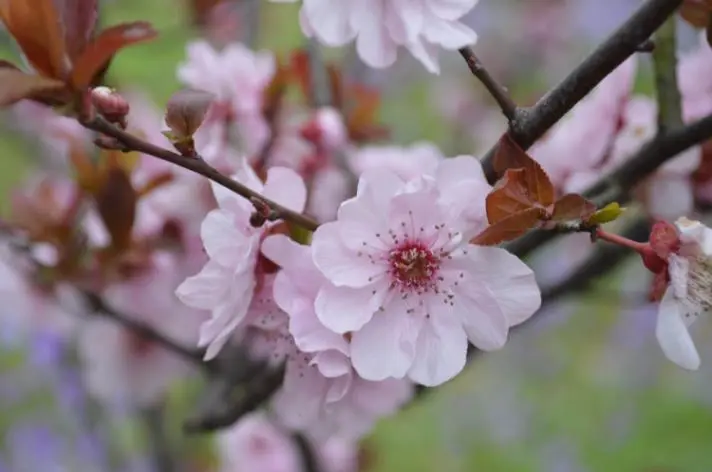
[426,0,479,20]
[407,314,467,386]
[350,297,421,380]
[175,261,231,310]
[312,222,388,288]
[656,288,701,370]
[303,0,356,45]
[200,210,247,268]
[262,167,307,213]
[314,283,384,334]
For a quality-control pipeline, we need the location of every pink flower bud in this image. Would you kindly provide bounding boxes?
[91,87,130,127]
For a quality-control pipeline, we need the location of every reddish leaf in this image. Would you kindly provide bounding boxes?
[493,133,555,206]
[0,67,65,106]
[470,207,546,246]
[680,0,712,27]
[95,168,137,251]
[649,221,680,260]
[0,0,67,79]
[71,21,157,89]
[59,0,99,59]
[486,168,537,224]
[165,88,214,139]
[550,194,597,222]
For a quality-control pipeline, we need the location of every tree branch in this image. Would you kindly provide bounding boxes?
[458,46,519,122]
[506,112,712,258]
[80,115,320,232]
[479,0,683,182]
[652,16,683,131]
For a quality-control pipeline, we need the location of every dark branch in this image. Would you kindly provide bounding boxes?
[81,116,320,232]
[506,112,712,258]
[293,433,322,472]
[458,47,519,122]
[480,0,683,181]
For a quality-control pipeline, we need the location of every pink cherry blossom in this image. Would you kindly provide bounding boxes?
[348,142,443,180]
[78,250,205,407]
[177,40,274,160]
[529,56,636,188]
[216,412,359,472]
[678,32,712,122]
[271,0,479,73]
[310,158,541,386]
[655,217,712,371]
[260,234,413,439]
[175,162,306,360]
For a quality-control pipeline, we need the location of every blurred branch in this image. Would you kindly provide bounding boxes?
[506,111,712,258]
[82,291,208,368]
[141,404,175,472]
[293,432,322,472]
[479,0,683,181]
[458,47,519,122]
[81,115,320,232]
[652,17,683,131]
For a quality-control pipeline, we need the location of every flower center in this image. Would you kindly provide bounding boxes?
[388,241,440,292]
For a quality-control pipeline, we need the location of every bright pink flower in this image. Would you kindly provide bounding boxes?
[175,162,306,360]
[654,217,712,371]
[260,235,413,439]
[178,40,274,159]
[310,158,541,386]
[271,0,479,73]
[78,250,205,407]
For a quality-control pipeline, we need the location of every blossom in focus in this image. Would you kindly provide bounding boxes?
[216,412,359,472]
[310,158,541,386]
[177,40,275,160]
[175,162,306,360]
[654,217,712,371]
[270,0,479,73]
[261,235,413,439]
[78,251,205,407]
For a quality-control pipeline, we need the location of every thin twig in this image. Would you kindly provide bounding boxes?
[458,47,519,122]
[479,0,683,182]
[293,433,322,472]
[652,17,683,132]
[80,115,320,232]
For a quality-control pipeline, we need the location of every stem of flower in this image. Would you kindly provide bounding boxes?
[595,227,649,254]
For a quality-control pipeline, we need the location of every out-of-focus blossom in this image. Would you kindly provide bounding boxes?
[271,0,479,73]
[654,217,712,371]
[310,158,541,386]
[529,56,637,188]
[216,412,359,472]
[176,162,306,360]
[78,250,205,407]
[261,235,413,439]
[178,41,275,160]
[348,142,443,180]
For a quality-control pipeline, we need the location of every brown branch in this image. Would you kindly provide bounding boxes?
[80,115,320,232]
[458,47,519,122]
[479,0,683,182]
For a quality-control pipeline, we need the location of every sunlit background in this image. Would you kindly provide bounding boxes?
[1,1,711,471]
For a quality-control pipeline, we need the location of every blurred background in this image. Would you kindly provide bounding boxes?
[2,0,712,471]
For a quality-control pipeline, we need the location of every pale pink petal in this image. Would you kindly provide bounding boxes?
[314,283,384,333]
[303,0,356,45]
[200,210,246,268]
[175,261,231,310]
[646,177,694,221]
[656,288,700,370]
[407,314,467,386]
[350,297,422,381]
[262,167,307,213]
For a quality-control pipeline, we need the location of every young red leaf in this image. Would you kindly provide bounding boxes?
[649,220,680,260]
[492,133,555,207]
[0,0,68,79]
[59,0,99,59]
[95,167,137,251]
[71,22,157,89]
[486,168,537,224]
[0,67,65,106]
[470,207,545,246]
[550,194,597,222]
[165,88,215,139]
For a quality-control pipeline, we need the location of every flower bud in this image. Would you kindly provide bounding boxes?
[91,87,130,128]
